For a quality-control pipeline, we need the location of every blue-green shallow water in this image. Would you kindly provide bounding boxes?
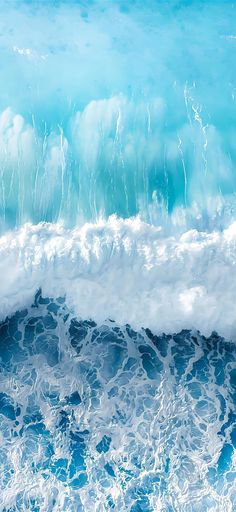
[0,0,236,229]
[0,292,235,511]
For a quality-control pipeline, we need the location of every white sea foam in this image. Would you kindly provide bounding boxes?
[1,217,236,338]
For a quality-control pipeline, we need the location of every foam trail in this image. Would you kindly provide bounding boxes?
[0,297,235,511]
[1,218,236,338]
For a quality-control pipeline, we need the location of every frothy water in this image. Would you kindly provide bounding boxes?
[0,292,235,511]
[1,219,236,339]
[1,0,236,509]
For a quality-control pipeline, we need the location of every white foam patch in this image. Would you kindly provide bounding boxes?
[1,217,236,339]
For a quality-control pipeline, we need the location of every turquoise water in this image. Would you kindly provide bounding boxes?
[0,0,236,229]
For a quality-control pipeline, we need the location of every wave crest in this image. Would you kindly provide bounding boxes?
[1,217,236,338]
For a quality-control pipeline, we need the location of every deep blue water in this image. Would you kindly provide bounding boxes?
[0,292,236,510]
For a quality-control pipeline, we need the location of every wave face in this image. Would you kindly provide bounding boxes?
[0,294,236,511]
[0,0,236,230]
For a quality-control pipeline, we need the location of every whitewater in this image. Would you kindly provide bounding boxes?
[1,217,236,339]
[0,0,236,511]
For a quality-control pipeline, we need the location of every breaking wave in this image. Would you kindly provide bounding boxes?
[0,1,236,510]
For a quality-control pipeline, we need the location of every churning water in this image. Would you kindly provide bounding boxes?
[0,1,236,510]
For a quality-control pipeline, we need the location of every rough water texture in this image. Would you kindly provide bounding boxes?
[2,219,236,339]
[0,292,235,511]
[1,0,236,510]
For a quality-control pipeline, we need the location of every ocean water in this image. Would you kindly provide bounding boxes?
[0,0,236,510]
